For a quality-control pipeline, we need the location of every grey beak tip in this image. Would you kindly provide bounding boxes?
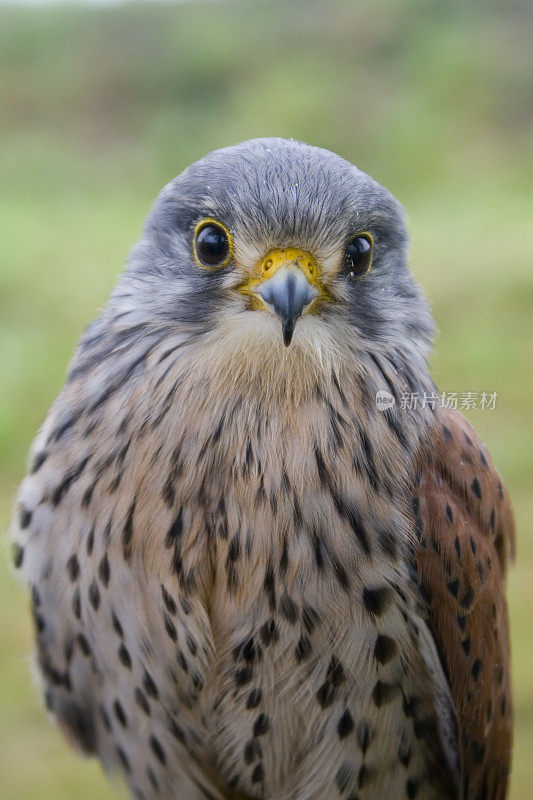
[257,265,317,347]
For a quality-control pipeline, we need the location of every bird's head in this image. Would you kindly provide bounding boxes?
[119,138,434,387]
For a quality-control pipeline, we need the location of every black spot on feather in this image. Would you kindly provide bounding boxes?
[98,553,110,587]
[337,709,354,739]
[165,509,183,547]
[164,614,177,641]
[113,699,127,727]
[263,563,276,611]
[118,643,132,669]
[122,497,136,561]
[161,586,177,614]
[336,762,354,793]
[12,543,24,569]
[295,635,312,662]
[316,681,336,708]
[31,451,48,473]
[357,720,371,753]
[150,735,166,764]
[135,686,151,716]
[363,586,393,616]
[327,655,345,686]
[52,455,92,506]
[374,634,397,664]
[19,506,32,529]
[253,713,269,736]
[246,688,262,709]
[88,580,100,611]
[87,528,94,556]
[471,658,482,681]
[372,680,400,707]
[111,611,124,638]
[333,496,371,556]
[143,671,158,699]
[280,593,298,624]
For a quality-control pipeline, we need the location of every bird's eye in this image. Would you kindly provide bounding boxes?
[344,233,373,277]
[193,219,232,269]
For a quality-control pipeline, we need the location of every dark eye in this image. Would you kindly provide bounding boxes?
[194,221,231,268]
[344,233,373,277]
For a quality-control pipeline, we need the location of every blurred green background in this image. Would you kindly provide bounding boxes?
[1,1,531,798]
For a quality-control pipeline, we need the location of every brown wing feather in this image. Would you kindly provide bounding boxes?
[413,407,514,800]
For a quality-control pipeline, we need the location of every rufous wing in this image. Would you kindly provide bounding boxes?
[413,407,514,800]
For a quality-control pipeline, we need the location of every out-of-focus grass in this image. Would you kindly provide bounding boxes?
[1,1,532,798]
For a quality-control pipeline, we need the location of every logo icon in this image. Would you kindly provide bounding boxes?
[375,390,395,411]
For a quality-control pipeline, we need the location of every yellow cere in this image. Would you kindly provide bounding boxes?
[238,248,329,307]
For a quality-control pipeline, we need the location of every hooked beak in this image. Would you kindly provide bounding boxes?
[256,266,318,346]
[237,248,327,346]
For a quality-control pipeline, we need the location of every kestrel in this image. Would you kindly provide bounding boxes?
[11,139,514,800]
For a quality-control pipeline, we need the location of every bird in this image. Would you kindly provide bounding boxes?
[11,138,514,800]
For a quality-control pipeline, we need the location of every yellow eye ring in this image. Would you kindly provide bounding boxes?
[193,218,234,270]
[345,231,373,278]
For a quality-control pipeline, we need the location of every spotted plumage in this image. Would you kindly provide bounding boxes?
[11,138,514,799]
